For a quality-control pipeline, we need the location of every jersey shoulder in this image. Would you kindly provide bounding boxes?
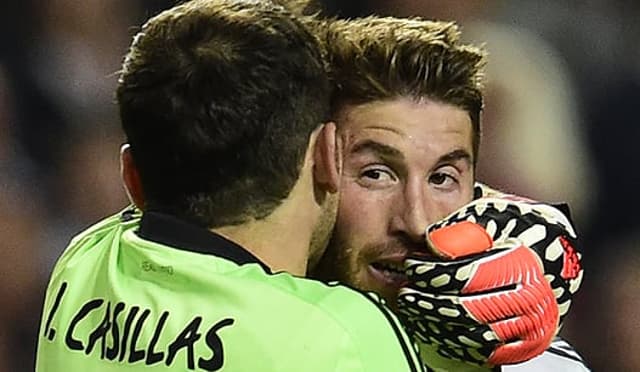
[50,207,140,280]
[267,275,423,372]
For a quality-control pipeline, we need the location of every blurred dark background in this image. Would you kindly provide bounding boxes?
[1,1,637,371]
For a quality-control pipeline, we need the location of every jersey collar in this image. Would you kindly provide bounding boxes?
[136,211,272,273]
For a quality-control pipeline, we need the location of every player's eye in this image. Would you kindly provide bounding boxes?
[362,169,391,180]
[358,166,397,188]
[429,171,458,189]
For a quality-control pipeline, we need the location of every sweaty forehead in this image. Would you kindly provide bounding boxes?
[336,97,473,157]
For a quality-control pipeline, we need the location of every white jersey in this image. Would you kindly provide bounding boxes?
[503,338,590,371]
[423,337,589,372]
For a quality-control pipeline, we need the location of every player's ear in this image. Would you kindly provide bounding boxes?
[312,122,340,194]
[120,143,146,209]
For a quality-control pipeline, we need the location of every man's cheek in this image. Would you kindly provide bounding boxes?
[433,192,475,222]
[340,186,387,226]
[337,197,370,235]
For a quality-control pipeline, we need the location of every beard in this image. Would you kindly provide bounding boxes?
[307,193,339,272]
[310,231,419,309]
[308,222,359,286]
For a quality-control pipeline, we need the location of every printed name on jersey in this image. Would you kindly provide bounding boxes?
[41,281,235,371]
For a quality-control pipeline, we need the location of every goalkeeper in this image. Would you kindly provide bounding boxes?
[309,15,588,371]
[35,2,424,371]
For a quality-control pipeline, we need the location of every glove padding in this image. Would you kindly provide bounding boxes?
[397,183,583,367]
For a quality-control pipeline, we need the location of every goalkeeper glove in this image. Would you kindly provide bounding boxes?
[397,183,583,366]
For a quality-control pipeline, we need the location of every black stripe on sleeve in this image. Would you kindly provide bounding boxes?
[546,347,588,366]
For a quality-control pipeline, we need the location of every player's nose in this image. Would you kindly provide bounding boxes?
[390,181,430,243]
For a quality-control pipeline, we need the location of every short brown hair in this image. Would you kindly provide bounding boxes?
[117,0,330,227]
[318,17,487,161]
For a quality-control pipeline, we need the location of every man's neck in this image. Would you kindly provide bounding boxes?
[212,147,322,276]
[212,201,315,276]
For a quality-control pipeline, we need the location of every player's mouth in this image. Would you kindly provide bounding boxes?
[368,258,408,289]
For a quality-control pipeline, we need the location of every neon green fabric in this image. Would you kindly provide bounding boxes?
[36,209,423,371]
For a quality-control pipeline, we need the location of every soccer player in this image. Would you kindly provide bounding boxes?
[35,1,424,371]
[309,16,589,371]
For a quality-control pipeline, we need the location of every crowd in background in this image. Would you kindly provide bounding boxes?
[0,1,638,370]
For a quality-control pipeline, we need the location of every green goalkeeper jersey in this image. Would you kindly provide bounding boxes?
[36,208,423,372]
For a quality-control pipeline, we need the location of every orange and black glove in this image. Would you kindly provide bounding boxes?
[397,183,583,367]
